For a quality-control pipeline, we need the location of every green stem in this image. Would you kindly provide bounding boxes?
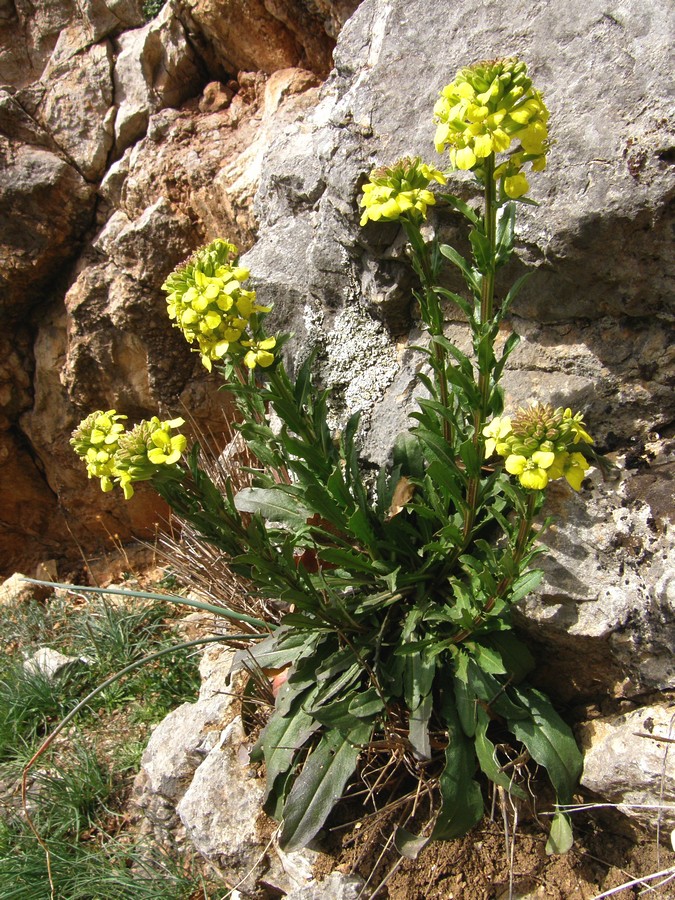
[453,489,538,642]
[403,219,453,447]
[463,155,497,541]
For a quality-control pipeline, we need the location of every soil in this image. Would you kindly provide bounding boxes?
[313,801,675,899]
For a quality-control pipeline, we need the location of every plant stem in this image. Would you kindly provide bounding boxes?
[463,155,497,541]
[452,490,538,642]
[404,219,453,447]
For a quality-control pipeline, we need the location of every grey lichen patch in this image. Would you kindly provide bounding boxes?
[310,299,400,430]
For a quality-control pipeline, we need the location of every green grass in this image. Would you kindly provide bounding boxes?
[0,579,223,899]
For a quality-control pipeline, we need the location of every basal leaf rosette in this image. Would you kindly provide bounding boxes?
[70,410,127,492]
[113,417,187,499]
[360,157,447,226]
[161,239,274,371]
[434,57,549,198]
[484,404,593,490]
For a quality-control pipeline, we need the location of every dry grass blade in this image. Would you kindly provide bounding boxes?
[150,412,284,625]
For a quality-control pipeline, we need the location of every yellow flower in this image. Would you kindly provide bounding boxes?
[71,410,127,492]
[360,157,446,226]
[548,451,590,491]
[434,58,550,196]
[114,416,186,499]
[162,239,274,370]
[482,416,512,458]
[505,449,555,490]
[242,337,277,369]
[494,403,595,491]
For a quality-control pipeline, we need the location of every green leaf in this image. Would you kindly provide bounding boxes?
[394,827,430,859]
[393,432,425,479]
[439,244,480,294]
[431,689,484,840]
[501,272,531,316]
[495,202,516,266]
[439,192,479,225]
[234,487,311,527]
[479,632,535,682]
[546,812,574,855]
[508,569,544,604]
[469,226,493,274]
[348,687,384,719]
[404,650,435,759]
[231,628,316,675]
[254,704,321,799]
[473,708,527,800]
[508,685,583,806]
[279,721,372,851]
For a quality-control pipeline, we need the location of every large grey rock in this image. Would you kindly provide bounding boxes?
[0,140,95,317]
[515,442,674,699]
[580,704,675,835]
[176,716,265,872]
[244,0,674,703]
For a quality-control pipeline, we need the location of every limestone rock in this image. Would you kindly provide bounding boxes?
[244,0,674,705]
[176,716,265,872]
[140,693,233,803]
[113,1,203,152]
[34,35,115,181]
[0,139,95,317]
[23,647,91,679]
[0,573,35,606]
[177,0,353,78]
[580,704,675,835]
[514,443,674,700]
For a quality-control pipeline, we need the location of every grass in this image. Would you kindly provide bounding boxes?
[0,577,226,899]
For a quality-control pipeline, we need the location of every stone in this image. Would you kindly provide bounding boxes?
[580,704,675,835]
[140,691,235,803]
[34,36,115,181]
[177,0,343,78]
[113,2,203,152]
[243,0,674,706]
[23,647,91,679]
[176,716,265,873]
[284,872,365,900]
[0,139,95,317]
[0,573,36,606]
[514,443,674,700]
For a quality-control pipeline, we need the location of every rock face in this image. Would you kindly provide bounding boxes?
[580,704,675,835]
[243,0,674,706]
[0,0,345,573]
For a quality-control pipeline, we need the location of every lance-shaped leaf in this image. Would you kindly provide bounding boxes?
[234,487,312,527]
[431,689,484,840]
[279,721,372,851]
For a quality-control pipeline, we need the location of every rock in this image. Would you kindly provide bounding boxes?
[140,692,235,804]
[113,2,203,152]
[284,872,365,900]
[176,716,265,872]
[243,0,674,705]
[0,139,95,317]
[177,0,349,78]
[23,647,90,679]
[580,704,675,835]
[0,573,36,606]
[34,35,115,181]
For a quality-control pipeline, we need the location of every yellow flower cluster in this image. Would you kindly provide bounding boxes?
[359,157,447,226]
[434,58,549,198]
[162,239,276,372]
[70,410,127,493]
[483,404,593,491]
[71,412,186,499]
